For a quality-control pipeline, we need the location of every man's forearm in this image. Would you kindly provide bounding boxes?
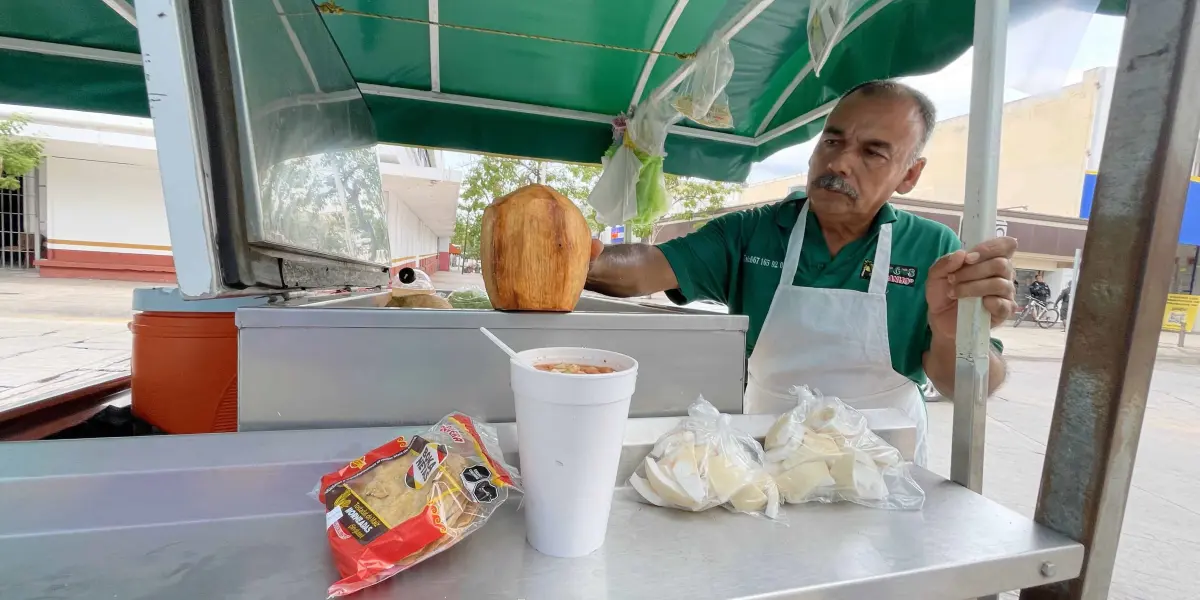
[923,335,1006,397]
[584,244,677,298]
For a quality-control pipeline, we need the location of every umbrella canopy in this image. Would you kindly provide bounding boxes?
[0,0,1126,182]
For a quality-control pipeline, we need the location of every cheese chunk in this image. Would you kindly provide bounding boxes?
[775,460,835,504]
[644,457,703,509]
[830,450,888,501]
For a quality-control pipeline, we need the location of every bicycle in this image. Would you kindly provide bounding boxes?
[1012,295,1059,329]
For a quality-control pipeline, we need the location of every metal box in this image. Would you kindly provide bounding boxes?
[236,294,749,430]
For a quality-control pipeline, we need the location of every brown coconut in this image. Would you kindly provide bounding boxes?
[481,184,591,312]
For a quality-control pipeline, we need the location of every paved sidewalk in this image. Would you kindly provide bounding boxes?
[995,323,1200,364]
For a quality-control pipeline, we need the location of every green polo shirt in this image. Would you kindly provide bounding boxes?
[659,194,999,386]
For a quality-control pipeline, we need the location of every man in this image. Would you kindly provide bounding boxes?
[585,80,1016,465]
[1029,272,1052,304]
[1056,284,1071,329]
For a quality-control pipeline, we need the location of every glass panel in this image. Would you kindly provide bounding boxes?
[225,0,388,265]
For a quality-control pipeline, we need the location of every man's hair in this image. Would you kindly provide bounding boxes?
[838,80,937,161]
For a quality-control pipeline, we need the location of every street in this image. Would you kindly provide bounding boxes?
[1,272,1198,597]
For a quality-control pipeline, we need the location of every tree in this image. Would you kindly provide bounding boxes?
[628,175,742,242]
[452,155,739,258]
[452,156,605,261]
[0,115,44,191]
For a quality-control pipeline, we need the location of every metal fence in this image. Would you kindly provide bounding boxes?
[0,174,38,270]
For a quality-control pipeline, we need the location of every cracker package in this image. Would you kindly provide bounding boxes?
[314,413,519,597]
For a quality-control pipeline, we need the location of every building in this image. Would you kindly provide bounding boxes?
[0,105,460,282]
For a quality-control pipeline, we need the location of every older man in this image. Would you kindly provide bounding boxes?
[585,80,1016,465]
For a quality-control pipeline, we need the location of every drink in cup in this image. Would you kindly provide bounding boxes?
[510,347,638,557]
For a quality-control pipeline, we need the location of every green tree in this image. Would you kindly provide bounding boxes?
[0,115,44,191]
[628,175,742,242]
[453,156,605,260]
[452,155,739,257]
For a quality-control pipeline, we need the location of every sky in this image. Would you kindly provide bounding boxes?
[745,13,1127,183]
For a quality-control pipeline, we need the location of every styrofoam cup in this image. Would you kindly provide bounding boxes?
[511,347,638,558]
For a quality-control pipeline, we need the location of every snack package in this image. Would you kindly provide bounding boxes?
[314,413,519,597]
[764,386,924,510]
[629,397,782,519]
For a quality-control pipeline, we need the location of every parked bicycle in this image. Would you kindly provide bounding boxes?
[1012,294,1059,329]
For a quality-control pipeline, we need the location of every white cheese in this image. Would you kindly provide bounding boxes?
[830,449,888,501]
[774,460,835,504]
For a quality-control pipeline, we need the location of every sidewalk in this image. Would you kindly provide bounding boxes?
[995,324,1200,364]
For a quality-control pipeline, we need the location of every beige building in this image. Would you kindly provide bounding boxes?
[908,68,1110,218]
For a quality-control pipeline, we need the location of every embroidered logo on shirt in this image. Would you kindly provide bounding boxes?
[861,260,919,287]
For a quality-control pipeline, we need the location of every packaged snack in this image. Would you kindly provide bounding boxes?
[314,413,519,597]
[629,396,782,520]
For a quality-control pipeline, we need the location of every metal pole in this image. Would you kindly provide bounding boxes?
[1023,1,1200,599]
[1066,248,1081,332]
[951,0,1008,495]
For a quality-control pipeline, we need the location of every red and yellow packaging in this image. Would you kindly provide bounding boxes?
[314,413,519,597]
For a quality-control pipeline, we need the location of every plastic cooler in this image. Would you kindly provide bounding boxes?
[130,288,267,434]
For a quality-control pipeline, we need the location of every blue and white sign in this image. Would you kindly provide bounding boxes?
[610,225,625,244]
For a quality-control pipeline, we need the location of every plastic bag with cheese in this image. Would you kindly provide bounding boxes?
[764,386,924,510]
[629,397,782,519]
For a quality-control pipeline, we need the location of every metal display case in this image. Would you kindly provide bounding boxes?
[237,293,751,430]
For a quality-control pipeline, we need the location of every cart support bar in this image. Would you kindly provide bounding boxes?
[1024,0,1200,598]
[951,0,1008,497]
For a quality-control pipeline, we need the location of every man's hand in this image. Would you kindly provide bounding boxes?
[926,236,1017,339]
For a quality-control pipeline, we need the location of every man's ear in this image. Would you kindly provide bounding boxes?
[895,157,927,195]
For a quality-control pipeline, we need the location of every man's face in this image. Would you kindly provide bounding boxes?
[806,92,927,221]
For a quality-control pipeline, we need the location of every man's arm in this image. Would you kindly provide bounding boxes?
[923,338,1006,397]
[584,244,678,298]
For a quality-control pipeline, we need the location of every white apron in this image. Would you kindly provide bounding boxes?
[743,203,928,465]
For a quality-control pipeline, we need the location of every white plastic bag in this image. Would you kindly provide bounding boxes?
[764,386,924,510]
[808,0,863,77]
[671,41,735,129]
[630,396,782,519]
[587,143,642,226]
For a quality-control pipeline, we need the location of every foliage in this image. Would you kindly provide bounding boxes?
[452,155,739,258]
[452,156,605,260]
[0,115,45,191]
[258,147,389,263]
[628,175,742,242]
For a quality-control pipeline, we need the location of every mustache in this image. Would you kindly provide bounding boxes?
[814,174,860,201]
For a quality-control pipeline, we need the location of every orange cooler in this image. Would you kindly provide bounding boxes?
[130,288,266,434]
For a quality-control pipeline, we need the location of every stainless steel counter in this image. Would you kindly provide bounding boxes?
[236,294,750,430]
[0,421,1080,599]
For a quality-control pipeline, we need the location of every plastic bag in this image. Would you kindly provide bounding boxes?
[391,267,433,291]
[446,286,492,310]
[313,413,519,597]
[671,41,735,129]
[629,397,782,519]
[764,386,924,510]
[808,0,864,77]
[588,141,642,225]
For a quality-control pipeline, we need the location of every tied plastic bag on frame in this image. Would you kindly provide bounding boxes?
[313,413,520,597]
[763,386,924,510]
[671,41,735,129]
[808,0,866,77]
[629,396,782,519]
[587,98,678,227]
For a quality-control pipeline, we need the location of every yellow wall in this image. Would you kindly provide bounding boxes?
[732,175,806,207]
[903,69,1103,218]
